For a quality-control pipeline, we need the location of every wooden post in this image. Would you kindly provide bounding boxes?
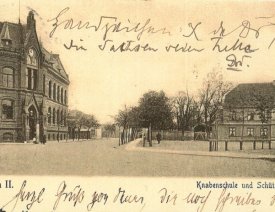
[253,140,256,150]
[225,140,228,151]
[269,124,272,150]
[118,127,121,146]
[149,123,152,147]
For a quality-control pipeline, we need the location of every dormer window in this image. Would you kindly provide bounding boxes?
[4,41,11,46]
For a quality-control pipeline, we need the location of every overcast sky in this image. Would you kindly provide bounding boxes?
[1,0,275,123]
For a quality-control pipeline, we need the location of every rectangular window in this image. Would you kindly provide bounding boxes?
[260,128,268,137]
[2,68,14,88]
[230,111,237,121]
[3,74,7,87]
[2,100,14,119]
[3,75,13,88]
[43,75,45,94]
[27,68,31,90]
[26,68,37,90]
[247,128,254,136]
[247,112,254,121]
[229,127,236,137]
[32,69,37,90]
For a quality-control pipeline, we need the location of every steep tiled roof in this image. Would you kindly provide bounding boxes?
[224,82,275,107]
[0,22,23,49]
[41,47,68,79]
[0,19,68,81]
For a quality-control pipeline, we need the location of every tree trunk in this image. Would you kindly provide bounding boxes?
[78,126,81,141]
[149,123,152,147]
[118,127,121,146]
[122,128,125,144]
[87,128,90,140]
[181,128,185,141]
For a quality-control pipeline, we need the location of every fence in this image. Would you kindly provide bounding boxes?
[209,138,274,151]
[151,130,194,141]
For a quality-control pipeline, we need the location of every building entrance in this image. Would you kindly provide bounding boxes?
[28,105,37,140]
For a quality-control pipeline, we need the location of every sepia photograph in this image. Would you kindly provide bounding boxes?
[0,0,275,179]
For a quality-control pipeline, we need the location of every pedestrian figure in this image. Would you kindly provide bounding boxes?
[156,132,161,144]
[143,132,146,147]
[43,134,47,145]
[33,134,37,144]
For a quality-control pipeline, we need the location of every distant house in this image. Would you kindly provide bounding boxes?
[216,81,275,141]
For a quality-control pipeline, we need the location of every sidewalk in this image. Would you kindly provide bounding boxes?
[125,139,275,160]
[0,139,87,145]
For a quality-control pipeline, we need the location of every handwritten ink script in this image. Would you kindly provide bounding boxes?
[0,180,275,211]
[47,7,275,72]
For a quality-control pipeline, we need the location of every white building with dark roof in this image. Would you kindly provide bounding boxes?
[216,81,275,143]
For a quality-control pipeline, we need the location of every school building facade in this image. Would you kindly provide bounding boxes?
[0,11,69,142]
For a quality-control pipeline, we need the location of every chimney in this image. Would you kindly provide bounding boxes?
[27,11,36,30]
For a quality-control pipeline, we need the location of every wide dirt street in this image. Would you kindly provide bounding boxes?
[0,139,274,177]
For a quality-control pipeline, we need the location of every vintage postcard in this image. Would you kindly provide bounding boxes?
[0,0,275,211]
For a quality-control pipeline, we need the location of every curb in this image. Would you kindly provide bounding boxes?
[125,139,275,160]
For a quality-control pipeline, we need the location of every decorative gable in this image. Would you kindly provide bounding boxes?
[24,11,42,65]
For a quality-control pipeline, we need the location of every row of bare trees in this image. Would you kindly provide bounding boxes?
[169,69,233,138]
[114,69,233,140]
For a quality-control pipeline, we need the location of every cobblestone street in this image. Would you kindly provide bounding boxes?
[0,139,274,177]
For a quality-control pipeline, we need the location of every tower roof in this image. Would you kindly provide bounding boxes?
[2,23,12,41]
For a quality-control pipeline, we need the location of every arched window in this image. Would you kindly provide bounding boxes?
[64,111,67,126]
[2,99,14,119]
[57,109,60,124]
[61,88,63,104]
[57,86,60,102]
[3,133,13,142]
[53,108,56,124]
[26,48,38,90]
[53,83,56,100]
[49,81,52,98]
[64,90,67,105]
[2,67,14,88]
[48,107,51,124]
[61,110,63,125]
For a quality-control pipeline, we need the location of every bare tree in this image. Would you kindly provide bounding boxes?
[115,105,130,145]
[171,90,197,137]
[199,69,233,138]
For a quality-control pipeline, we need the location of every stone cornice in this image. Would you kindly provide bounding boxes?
[0,48,21,58]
